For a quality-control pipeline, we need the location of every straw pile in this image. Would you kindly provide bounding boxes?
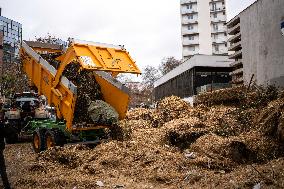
[4,86,284,189]
[194,86,246,106]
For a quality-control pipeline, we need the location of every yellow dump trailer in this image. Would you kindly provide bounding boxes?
[20,39,141,152]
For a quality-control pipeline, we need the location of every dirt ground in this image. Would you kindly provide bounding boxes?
[2,143,284,189]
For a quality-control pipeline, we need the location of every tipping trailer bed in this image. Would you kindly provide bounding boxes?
[20,39,141,151]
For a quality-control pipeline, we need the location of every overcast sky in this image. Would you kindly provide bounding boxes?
[1,0,256,70]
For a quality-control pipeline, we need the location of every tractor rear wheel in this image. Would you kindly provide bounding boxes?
[32,129,46,153]
[45,129,66,150]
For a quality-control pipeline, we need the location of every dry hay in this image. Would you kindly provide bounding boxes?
[5,87,284,189]
[24,128,192,187]
[277,111,284,142]
[126,108,154,120]
[194,86,246,106]
[162,117,208,149]
[151,96,191,127]
[256,98,284,136]
[239,131,284,162]
[194,85,279,109]
[125,96,191,128]
[188,134,251,171]
[202,106,243,136]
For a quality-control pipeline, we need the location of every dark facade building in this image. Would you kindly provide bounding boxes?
[0,8,22,63]
[154,55,232,100]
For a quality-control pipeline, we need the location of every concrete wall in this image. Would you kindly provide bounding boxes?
[241,0,284,88]
[197,0,213,55]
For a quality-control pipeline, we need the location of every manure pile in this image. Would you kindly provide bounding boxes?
[6,86,284,189]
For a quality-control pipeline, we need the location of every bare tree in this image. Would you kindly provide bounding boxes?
[159,57,182,75]
[35,33,66,46]
[142,65,160,88]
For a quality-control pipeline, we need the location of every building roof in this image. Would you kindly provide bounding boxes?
[154,55,232,88]
[24,41,63,50]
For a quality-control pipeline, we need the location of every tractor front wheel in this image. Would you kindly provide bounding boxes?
[32,129,46,153]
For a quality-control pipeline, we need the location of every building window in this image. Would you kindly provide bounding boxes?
[188,25,194,30]
[213,13,217,18]
[223,11,225,15]
[212,3,217,11]
[213,24,218,31]
[213,34,218,39]
[225,43,227,47]
[186,4,192,9]
[215,45,219,52]
[188,15,193,20]
[189,36,194,40]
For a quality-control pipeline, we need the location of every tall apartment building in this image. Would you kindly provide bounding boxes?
[180,0,228,60]
[0,8,22,63]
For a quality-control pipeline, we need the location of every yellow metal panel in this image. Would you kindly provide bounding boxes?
[72,42,141,74]
[94,73,129,119]
[21,39,140,133]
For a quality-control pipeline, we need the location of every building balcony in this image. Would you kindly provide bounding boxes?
[181,9,198,15]
[182,19,198,25]
[230,67,243,76]
[210,0,225,3]
[182,30,199,35]
[229,50,242,59]
[230,59,242,67]
[183,40,199,46]
[213,51,228,56]
[228,32,241,43]
[228,22,240,35]
[181,0,197,5]
[212,38,227,44]
[227,15,240,28]
[228,41,242,51]
[211,19,226,24]
[210,7,226,13]
[211,29,227,34]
